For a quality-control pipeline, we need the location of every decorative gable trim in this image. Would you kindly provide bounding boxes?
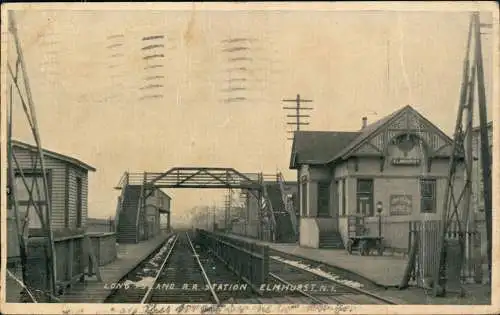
[343,106,454,160]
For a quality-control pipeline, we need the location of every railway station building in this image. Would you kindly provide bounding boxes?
[289,105,466,251]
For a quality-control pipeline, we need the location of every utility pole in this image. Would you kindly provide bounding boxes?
[283,94,313,239]
[283,94,313,140]
[473,12,492,282]
[7,11,57,300]
[431,12,492,296]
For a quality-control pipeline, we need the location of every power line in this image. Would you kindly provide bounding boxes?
[282,94,313,140]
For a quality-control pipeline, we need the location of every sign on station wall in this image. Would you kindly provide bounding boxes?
[389,194,413,215]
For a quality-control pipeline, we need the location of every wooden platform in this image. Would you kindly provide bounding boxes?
[60,232,172,303]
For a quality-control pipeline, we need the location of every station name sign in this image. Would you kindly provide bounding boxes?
[391,158,421,166]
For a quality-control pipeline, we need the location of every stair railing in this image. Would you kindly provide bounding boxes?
[277,172,298,237]
[259,173,277,242]
[135,172,147,243]
[114,172,129,232]
[142,172,150,240]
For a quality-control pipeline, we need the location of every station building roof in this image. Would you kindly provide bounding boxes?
[290,105,454,169]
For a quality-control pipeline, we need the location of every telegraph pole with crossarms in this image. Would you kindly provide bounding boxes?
[283,94,313,140]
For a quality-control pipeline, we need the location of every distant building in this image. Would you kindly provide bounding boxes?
[289,105,464,250]
[144,188,171,238]
[116,184,171,244]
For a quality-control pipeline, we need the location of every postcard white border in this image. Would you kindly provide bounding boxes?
[1,1,498,314]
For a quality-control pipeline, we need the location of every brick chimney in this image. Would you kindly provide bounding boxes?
[362,116,368,129]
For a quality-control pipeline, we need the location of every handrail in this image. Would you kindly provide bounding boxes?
[259,173,278,183]
[114,172,129,231]
[261,182,277,242]
[114,171,129,190]
[277,172,298,237]
[135,172,146,243]
[115,171,147,188]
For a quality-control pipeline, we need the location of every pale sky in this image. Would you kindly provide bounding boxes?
[6,5,495,225]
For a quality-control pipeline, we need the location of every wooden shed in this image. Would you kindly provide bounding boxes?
[8,140,96,236]
[116,185,171,244]
[6,140,97,300]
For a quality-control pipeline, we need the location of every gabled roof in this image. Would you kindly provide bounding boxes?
[289,131,360,169]
[290,105,456,169]
[330,105,409,162]
[157,188,172,200]
[11,140,96,172]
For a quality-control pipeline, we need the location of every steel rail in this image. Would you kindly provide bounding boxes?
[140,234,179,304]
[186,232,221,305]
[270,257,398,305]
[269,273,326,304]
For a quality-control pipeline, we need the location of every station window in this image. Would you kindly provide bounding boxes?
[317,182,330,217]
[356,179,374,217]
[420,179,436,213]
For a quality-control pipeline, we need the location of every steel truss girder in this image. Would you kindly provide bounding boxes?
[145,167,262,190]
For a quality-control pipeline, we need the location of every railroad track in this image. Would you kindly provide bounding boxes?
[145,232,219,304]
[106,232,398,304]
[106,232,258,304]
[267,255,398,304]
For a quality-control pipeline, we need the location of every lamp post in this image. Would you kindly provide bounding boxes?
[376,201,383,238]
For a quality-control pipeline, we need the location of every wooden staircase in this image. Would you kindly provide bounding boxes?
[266,183,297,243]
[260,182,277,242]
[319,231,345,249]
[277,172,298,240]
[116,185,142,244]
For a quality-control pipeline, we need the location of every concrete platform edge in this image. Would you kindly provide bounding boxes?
[269,246,400,289]
[224,233,402,288]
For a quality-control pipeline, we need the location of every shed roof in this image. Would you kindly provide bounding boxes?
[290,131,360,169]
[11,140,96,172]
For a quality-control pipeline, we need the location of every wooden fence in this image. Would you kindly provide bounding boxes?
[88,232,117,266]
[195,229,269,290]
[407,220,482,286]
[25,234,85,301]
[87,218,115,233]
